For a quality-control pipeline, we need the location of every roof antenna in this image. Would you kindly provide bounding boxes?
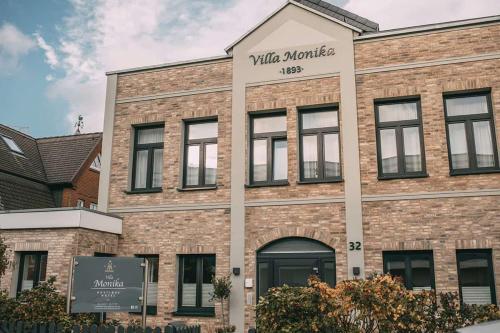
[74,115,84,134]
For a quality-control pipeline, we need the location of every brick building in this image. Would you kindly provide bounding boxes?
[95,0,500,331]
[2,0,500,332]
[0,126,122,297]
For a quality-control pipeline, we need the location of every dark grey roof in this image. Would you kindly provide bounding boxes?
[0,172,55,210]
[0,123,102,211]
[37,132,102,184]
[0,124,48,183]
[295,0,379,32]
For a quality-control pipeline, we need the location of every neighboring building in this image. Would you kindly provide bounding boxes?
[0,125,122,298]
[3,0,500,332]
[0,124,103,210]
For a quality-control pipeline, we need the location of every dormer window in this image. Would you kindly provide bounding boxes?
[90,153,101,172]
[1,135,24,155]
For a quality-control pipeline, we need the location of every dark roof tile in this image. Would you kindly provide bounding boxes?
[37,132,102,184]
[295,0,379,32]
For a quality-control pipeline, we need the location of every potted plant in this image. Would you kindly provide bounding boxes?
[211,274,236,333]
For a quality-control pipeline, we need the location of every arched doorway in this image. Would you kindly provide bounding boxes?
[256,237,335,297]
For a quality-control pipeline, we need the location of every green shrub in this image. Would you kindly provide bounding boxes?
[256,274,500,333]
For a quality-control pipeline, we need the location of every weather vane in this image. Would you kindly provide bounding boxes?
[74,115,84,134]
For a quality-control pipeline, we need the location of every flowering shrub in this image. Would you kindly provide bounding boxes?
[256,274,500,333]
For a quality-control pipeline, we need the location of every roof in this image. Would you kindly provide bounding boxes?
[294,0,379,32]
[225,0,378,52]
[0,124,47,183]
[0,172,55,210]
[0,123,102,210]
[37,132,102,184]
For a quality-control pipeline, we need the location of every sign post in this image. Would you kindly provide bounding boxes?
[141,259,149,328]
[69,256,145,315]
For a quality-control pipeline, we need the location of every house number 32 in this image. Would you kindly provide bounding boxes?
[349,241,362,251]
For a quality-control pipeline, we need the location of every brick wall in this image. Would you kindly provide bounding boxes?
[245,76,344,201]
[244,203,346,329]
[107,209,230,332]
[0,229,118,293]
[61,145,101,208]
[108,91,232,208]
[354,24,500,69]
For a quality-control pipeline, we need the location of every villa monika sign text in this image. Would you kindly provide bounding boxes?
[71,256,144,313]
[249,44,335,66]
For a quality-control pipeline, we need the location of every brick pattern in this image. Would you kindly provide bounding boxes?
[116,61,232,100]
[0,229,118,293]
[61,146,101,208]
[107,210,230,332]
[362,196,500,304]
[108,91,232,208]
[245,76,344,201]
[354,25,500,69]
[356,59,500,195]
[244,203,346,330]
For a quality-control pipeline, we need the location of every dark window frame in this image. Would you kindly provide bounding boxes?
[375,96,427,180]
[249,110,288,186]
[135,254,159,316]
[383,250,435,290]
[176,254,216,317]
[456,249,497,305]
[182,118,218,189]
[1,134,24,155]
[443,90,500,176]
[16,251,48,295]
[131,124,165,192]
[298,106,342,183]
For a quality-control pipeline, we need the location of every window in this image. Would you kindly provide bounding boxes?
[90,153,101,172]
[132,125,164,191]
[183,120,218,188]
[1,135,23,155]
[177,254,215,315]
[375,98,426,179]
[457,250,496,305]
[76,199,85,208]
[383,251,435,291]
[89,203,97,210]
[444,91,499,175]
[250,113,287,185]
[299,107,341,182]
[17,252,47,293]
[136,255,159,315]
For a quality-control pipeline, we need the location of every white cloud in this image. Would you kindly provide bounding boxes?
[34,32,59,68]
[0,23,36,75]
[344,0,500,30]
[45,74,55,81]
[44,0,283,132]
[44,0,500,133]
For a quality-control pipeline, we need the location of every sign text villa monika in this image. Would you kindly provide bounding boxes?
[249,44,335,66]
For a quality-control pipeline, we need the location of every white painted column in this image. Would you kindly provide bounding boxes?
[229,51,246,332]
[98,74,117,213]
[340,34,365,279]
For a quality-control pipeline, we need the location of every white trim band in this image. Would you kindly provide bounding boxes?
[356,52,500,75]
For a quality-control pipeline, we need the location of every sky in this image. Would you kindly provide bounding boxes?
[0,0,499,138]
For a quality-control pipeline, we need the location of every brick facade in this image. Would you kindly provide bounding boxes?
[0,228,118,293]
[61,145,102,208]
[103,22,500,330]
[3,6,499,333]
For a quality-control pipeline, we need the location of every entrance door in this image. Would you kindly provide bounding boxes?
[257,237,335,298]
[274,258,319,287]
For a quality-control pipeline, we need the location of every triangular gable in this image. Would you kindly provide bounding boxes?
[225,0,363,54]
